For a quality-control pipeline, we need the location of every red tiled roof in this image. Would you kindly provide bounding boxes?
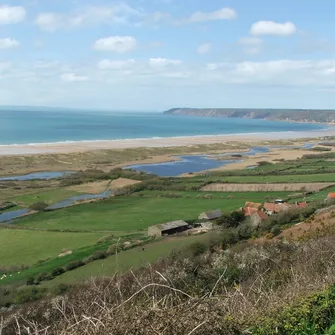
[263,202,289,213]
[244,207,258,216]
[255,210,268,221]
[328,193,335,199]
[296,202,307,209]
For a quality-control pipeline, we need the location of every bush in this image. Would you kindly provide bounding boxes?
[217,211,246,228]
[90,250,108,261]
[35,272,53,283]
[270,225,281,236]
[51,267,65,277]
[53,284,71,296]
[107,245,121,255]
[26,277,35,286]
[189,242,207,257]
[96,235,114,244]
[30,201,48,211]
[64,260,84,271]
[15,287,44,304]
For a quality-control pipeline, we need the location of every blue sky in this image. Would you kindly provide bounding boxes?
[1,0,335,110]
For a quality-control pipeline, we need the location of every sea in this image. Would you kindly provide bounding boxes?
[0,108,327,145]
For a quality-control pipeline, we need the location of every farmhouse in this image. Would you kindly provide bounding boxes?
[244,206,258,216]
[295,201,307,209]
[199,209,222,220]
[148,220,190,237]
[250,211,268,228]
[263,202,289,215]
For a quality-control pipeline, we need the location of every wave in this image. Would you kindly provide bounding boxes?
[0,127,331,147]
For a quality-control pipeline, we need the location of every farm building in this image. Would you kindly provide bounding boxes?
[263,202,290,215]
[250,211,268,228]
[295,201,307,209]
[148,220,190,237]
[199,209,222,220]
[244,206,259,216]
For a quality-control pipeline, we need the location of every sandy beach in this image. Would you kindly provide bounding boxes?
[0,129,333,156]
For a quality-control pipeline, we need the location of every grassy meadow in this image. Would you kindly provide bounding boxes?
[0,229,107,267]
[12,190,294,231]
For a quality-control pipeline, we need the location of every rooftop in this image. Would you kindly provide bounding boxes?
[154,220,189,232]
[201,209,222,220]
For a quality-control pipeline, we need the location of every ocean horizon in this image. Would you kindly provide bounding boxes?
[0,108,327,145]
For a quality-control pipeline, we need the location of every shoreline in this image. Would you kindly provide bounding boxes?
[0,129,333,156]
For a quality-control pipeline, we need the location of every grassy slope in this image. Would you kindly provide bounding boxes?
[13,191,292,231]
[44,234,209,286]
[0,229,106,267]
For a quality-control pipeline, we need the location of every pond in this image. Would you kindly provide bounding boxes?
[0,171,73,181]
[124,146,270,177]
[46,190,111,210]
[0,208,31,223]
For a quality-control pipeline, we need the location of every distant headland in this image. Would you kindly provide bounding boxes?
[163,108,335,124]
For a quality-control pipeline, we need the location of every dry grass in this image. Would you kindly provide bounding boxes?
[2,233,335,334]
[201,182,334,192]
[66,180,111,194]
[109,178,142,190]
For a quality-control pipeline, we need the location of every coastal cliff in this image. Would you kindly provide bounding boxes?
[164,108,335,124]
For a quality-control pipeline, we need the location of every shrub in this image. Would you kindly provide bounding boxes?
[53,284,71,296]
[15,287,44,304]
[35,272,53,283]
[90,250,108,261]
[64,260,84,271]
[30,201,48,211]
[189,242,207,257]
[51,267,65,277]
[96,235,114,244]
[26,277,35,286]
[270,225,281,236]
[107,245,121,255]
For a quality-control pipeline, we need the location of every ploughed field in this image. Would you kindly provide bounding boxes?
[201,182,334,192]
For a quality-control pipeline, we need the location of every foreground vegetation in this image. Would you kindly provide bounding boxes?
[2,228,335,334]
[1,143,335,334]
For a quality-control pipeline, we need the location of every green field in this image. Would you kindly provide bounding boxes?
[43,234,210,286]
[0,229,106,267]
[8,188,82,207]
[13,191,293,231]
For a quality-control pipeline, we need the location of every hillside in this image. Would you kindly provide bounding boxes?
[164,108,335,124]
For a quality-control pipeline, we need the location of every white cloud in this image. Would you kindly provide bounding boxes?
[250,21,296,36]
[189,7,236,23]
[239,37,263,54]
[0,5,26,24]
[97,59,135,70]
[197,43,212,54]
[0,38,20,50]
[61,73,88,82]
[3,58,335,109]
[149,58,182,66]
[35,4,141,31]
[93,36,137,53]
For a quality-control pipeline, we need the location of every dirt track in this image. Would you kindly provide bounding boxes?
[201,182,334,192]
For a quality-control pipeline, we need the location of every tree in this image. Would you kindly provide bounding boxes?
[217,211,246,228]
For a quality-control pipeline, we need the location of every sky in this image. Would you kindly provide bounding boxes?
[1,0,335,110]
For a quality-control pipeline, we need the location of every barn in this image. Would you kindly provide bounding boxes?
[148,220,190,237]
